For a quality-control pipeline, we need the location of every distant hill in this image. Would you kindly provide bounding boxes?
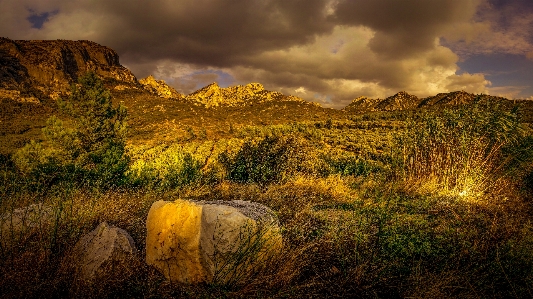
[343,91,420,113]
[375,91,420,111]
[343,90,531,114]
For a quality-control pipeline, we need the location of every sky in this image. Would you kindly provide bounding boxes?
[1,0,532,108]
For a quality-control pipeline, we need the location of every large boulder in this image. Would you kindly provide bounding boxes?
[146,199,282,284]
[71,222,138,282]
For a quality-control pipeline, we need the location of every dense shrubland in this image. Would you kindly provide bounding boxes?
[1,80,533,298]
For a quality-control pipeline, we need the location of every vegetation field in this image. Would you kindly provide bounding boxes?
[1,75,533,298]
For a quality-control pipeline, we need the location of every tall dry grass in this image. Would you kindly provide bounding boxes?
[394,103,527,198]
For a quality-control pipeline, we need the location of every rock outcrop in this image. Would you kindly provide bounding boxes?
[139,75,183,99]
[0,37,138,101]
[146,199,282,284]
[342,96,381,113]
[71,222,138,282]
[185,82,305,108]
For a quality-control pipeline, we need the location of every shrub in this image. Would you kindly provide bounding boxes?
[126,147,202,189]
[219,135,313,186]
[322,155,379,177]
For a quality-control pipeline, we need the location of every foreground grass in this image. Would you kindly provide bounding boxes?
[2,102,533,298]
[1,173,532,298]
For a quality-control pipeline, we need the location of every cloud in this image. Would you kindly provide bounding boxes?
[333,0,481,59]
[443,0,533,58]
[295,87,307,94]
[3,0,531,107]
[487,85,527,99]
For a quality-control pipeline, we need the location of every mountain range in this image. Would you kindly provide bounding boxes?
[1,37,532,154]
[3,37,530,112]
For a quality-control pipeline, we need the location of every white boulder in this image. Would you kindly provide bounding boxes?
[146,199,282,284]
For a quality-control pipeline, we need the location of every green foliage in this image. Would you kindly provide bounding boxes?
[13,72,129,188]
[127,145,202,189]
[219,135,312,186]
[322,155,379,177]
[237,122,323,141]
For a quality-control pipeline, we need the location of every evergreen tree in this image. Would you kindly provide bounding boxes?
[19,72,130,187]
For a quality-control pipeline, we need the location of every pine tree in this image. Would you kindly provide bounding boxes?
[46,72,129,186]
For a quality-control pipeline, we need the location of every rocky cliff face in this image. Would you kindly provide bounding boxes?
[185,82,306,108]
[0,37,138,101]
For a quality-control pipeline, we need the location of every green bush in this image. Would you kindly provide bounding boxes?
[126,147,202,189]
[219,134,313,186]
[322,155,379,177]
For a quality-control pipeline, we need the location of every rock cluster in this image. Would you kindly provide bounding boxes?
[2,198,281,286]
[185,82,305,108]
[146,199,282,283]
[0,37,137,101]
[139,75,182,99]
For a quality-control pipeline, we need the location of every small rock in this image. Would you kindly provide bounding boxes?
[0,203,53,246]
[71,222,138,282]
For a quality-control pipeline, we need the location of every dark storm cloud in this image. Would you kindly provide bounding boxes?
[2,0,531,106]
[93,0,335,69]
[334,0,479,58]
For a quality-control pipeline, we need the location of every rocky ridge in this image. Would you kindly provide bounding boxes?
[375,91,420,111]
[184,82,307,108]
[343,90,516,113]
[343,92,419,113]
[0,37,138,101]
[0,38,316,107]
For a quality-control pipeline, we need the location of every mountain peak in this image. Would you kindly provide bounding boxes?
[245,83,264,92]
[139,75,182,99]
[375,91,419,111]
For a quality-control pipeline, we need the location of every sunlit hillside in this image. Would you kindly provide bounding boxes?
[1,72,533,298]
